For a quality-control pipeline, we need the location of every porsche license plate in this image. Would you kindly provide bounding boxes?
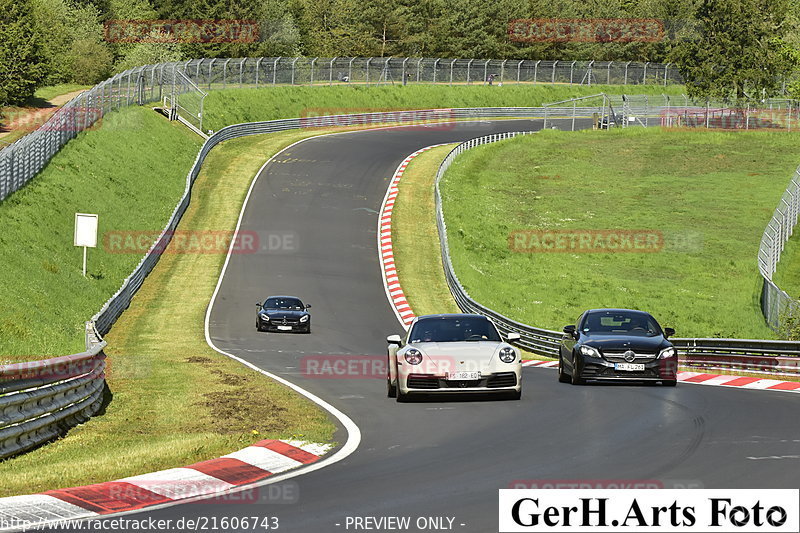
[615,362,645,371]
[277,325,292,331]
[447,371,481,380]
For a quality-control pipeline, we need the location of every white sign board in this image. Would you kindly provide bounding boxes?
[74,213,98,248]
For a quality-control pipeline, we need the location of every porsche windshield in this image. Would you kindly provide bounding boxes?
[264,298,304,310]
[410,317,501,343]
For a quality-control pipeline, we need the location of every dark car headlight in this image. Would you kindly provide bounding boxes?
[260,313,270,321]
[300,315,309,323]
[658,346,676,359]
[499,347,516,363]
[579,345,602,358]
[404,348,423,365]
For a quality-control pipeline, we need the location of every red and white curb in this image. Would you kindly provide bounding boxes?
[0,439,330,530]
[522,360,800,393]
[379,145,446,329]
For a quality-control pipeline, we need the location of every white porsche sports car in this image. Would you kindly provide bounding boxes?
[386,313,522,401]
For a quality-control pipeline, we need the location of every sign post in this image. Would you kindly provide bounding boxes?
[74,213,98,277]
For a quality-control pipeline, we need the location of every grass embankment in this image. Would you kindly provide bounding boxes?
[392,145,461,316]
[774,234,800,300]
[439,128,800,340]
[0,129,341,496]
[202,84,686,131]
[0,107,201,360]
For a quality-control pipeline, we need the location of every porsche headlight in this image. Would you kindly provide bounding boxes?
[579,345,602,358]
[658,346,676,359]
[499,347,516,363]
[404,348,423,365]
[300,315,309,323]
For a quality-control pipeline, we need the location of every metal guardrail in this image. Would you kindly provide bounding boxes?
[0,322,106,459]
[434,132,800,376]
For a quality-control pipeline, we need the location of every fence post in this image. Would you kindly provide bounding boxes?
[551,60,557,84]
[222,58,231,89]
[273,57,280,85]
[433,58,441,84]
[310,57,317,86]
[534,60,540,84]
[349,57,355,83]
[239,58,244,88]
[483,59,490,84]
[366,57,372,86]
[608,61,612,84]
[500,59,507,84]
[255,57,262,88]
[401,57,408,85]
[664,62,670,86]
[416,58,423,82]
[330,57,337,85]
[291,57,299,85]
[450,58,456,85]
[624,61,631,85]
[517,60,523,84]
[569,60,576,84]
[467,59,473,84]
[643,61,648,85]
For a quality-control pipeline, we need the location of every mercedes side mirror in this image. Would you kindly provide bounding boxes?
[387,334,403,346]
[664,327,675,338]
[305,304,312,309]
[563,325,578,339]
[256,302,262,309]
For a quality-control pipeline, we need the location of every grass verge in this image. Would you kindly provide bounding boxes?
[393,145,461,317]
[0,128,348,496]
[439,128,800,340]
[202,84,686,132]
[0,107,202,360]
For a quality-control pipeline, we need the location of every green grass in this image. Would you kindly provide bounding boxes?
[0,107,202,360]
[202,84,686,131]
[774,233,800,299]
[393,144,461,316]
[0,131,337,496]
[439,128,800,340]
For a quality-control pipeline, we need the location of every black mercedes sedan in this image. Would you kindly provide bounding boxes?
[256,296,311,333]
[558,309,677,386]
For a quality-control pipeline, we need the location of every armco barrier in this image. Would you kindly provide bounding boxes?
[0,323,106,459]
[434,133,800,375]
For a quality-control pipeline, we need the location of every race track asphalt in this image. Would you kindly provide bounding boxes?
[118,119,800,533]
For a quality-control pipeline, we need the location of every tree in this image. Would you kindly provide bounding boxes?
[0,0,47,106]
[669,0,792,99]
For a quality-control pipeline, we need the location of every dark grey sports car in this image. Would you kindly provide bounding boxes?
[256,296,311,333]
[558,308,677,386]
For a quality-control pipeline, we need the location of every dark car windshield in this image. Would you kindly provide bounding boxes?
[409,317,501,343]
[264,297,304,310]
[581,311,662,337]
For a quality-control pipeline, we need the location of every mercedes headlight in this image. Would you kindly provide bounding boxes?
[658,346,676,359]
[300,315,309,323]
[404,348,423,365]
[579,345,602,358]
[499,347,516,363]
[260,314,270,321]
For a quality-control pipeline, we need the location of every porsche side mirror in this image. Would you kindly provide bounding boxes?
[506,332,520,342]
[387,334,402,346]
